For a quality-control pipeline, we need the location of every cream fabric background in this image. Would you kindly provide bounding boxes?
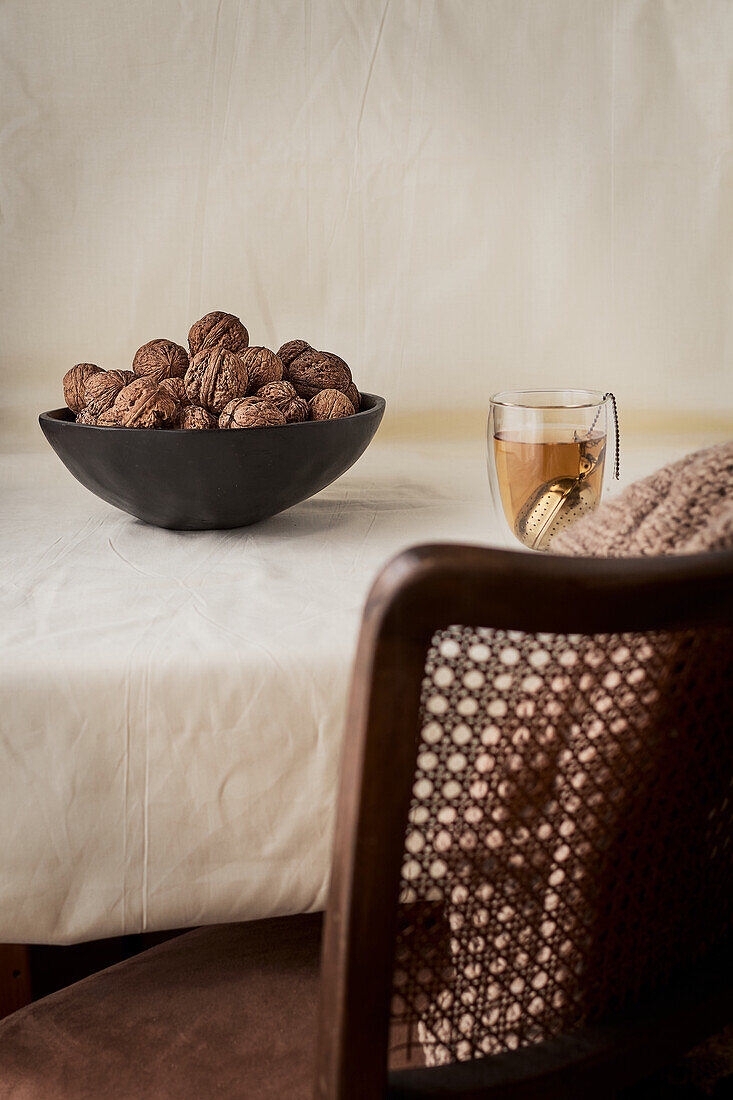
[1,0,732,445]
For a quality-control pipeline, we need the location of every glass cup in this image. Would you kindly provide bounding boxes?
[487,390,617,551]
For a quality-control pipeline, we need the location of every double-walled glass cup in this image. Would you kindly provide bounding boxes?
[487,390,616,551]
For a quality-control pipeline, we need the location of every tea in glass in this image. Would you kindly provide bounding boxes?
[487,391,617,551]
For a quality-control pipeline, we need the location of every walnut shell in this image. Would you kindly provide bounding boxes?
[75,408,98,425]
[308,389,355,420]
[345,382,361,412]
[235,394,268,406]
[321,351,352,379]
[109,377,180,429]
[283,396,309,423]
[63,363,103,413]
[184,346,249,415]
[241,347,284,392]
[256,380,297,404]
[285,349,352,400]
[83,370,135,417]
[276,340,310,368]
[217,397,257,428]
[181,405,217,430]
[188,311,249,356]
[219,398,286,429]
[133,339,189,383]
[256,380,308,423]
[159,376,190,407]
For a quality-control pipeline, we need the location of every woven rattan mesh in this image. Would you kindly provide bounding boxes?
[391,625,733,1066]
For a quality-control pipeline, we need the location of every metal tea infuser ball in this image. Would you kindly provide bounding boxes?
[515,393,620,552]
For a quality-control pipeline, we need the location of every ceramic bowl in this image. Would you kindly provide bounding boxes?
[39,393,385,530]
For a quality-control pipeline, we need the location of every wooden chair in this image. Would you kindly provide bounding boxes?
[0,545,731,1099]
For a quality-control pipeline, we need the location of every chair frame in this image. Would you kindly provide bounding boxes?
[315,544,733,1099]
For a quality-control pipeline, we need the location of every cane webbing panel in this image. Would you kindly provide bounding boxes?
[391,626,733,1066]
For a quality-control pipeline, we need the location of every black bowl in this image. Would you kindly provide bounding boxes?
[39,393,385,530]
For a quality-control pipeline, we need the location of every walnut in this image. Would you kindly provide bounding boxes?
[108,377,180,428]
[63,363,103,413]
[256,380,308,423]
[256,380,296,403]
[212,394,266,418]
[285,349,352,399]
[219,398,286,429]
[188,311,249,356]
[184,346,249,415]
[181,405,217,430]
[309,389,355,420]
[240,347,283,391]
[159,376,190,407]
[322,350,351,378]
[345,382,361,411]
[132,339,188,383]
[75,408,98,425]
[282,396,309,422]
[276,340,310,368]
[83,370,135,417]
[236,394,268,406]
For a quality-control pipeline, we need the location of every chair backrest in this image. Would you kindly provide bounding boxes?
[315,545,733,1100]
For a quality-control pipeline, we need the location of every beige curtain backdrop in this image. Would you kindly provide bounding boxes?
[1,0,732,446]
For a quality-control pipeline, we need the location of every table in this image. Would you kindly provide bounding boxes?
[0,432,716,945]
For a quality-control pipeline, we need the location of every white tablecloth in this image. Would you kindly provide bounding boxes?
[0,433,717,944]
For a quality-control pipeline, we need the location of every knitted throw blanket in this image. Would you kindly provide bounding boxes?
[552,441,733,557]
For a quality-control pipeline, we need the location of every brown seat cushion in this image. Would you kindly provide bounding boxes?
[0,912,323,1099]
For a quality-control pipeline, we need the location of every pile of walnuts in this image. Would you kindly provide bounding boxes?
[63,311,362,430]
